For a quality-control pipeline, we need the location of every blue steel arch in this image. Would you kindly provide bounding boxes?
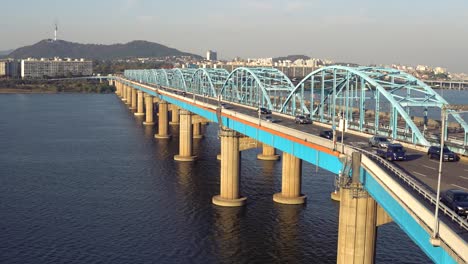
[167,68,196,92]
[220,67,296,111]
[192,68,229,97]
[281,66,468,146]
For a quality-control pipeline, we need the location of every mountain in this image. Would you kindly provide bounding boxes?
[0,49,13,56]
[273,55,310,62]
[7,40,202,60]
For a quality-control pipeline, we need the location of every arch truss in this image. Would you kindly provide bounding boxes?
[219,67,296,111]
[284,66,468,146]
[191,68,229,97]
[124,66,467,147]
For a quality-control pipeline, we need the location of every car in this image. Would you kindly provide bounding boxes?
[295,115,312,124]
[319,130,333,140]
[376,143,406,161]
[220,103,230,109]
[262,115,278,123]
[440,189,468,218]
[258,107,272,114]
[427,146,459,161]
[369,136,390,148]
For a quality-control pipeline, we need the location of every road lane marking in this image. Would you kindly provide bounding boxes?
[451,184,468,191]
[412,171,427,177]
[422,165,436,170]
[464,169,468,172]
[429,160,439,164]
[459,176,468,180]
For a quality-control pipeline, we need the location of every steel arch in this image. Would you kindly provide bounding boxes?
[219,67,296,111]
[282,66,467,146]
[192,68,229,97]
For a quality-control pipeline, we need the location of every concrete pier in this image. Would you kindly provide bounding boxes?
[336,152,377,264]
[257,144,280,160]
[213,128,246,207]
[169,105,180,125]
[123,85,130,103]
[134,91,145,116]
[174,109,196,161]
[337,187,377,264]
[273,152,306,205]
[143,94,154,125]
[193,122,203,139]
[130,88,137,110]
[127,86,133,105]
[115,82,121,97]
[155,101,171,139]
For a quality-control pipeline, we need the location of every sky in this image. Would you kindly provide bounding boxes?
[1,0,467,72]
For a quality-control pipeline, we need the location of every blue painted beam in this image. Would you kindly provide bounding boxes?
[361,168,456,264]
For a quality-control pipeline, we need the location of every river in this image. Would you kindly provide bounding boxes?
[0,94,431,263]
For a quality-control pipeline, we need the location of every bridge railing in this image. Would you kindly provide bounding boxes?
[350,146,468,230]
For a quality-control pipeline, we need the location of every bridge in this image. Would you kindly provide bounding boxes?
[424,80,468,91]
[106,66,466,263]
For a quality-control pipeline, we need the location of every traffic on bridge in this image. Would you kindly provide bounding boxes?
[109,65,467,263]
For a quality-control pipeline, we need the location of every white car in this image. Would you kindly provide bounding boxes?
[369,136,390,148]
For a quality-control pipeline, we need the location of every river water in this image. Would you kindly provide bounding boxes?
[0,94,431,263]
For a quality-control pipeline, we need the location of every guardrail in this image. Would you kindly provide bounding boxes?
[350,146,468,231]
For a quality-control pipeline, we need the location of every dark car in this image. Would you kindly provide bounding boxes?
[440,189,468,217]
[427,146,459,161]
[376,143,406,161]
[258,107,272,114]
[295,115,312,124]
[262,115,278,123]
[319,130,333,140]
[220,103,230,109]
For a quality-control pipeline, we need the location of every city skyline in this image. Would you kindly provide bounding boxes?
[1,0,467,72]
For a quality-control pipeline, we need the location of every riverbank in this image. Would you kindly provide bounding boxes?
[0,79,115,94]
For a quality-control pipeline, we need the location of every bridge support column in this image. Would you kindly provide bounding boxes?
[257,144,279,160]
[337,152,377,264]
[124,85,130,104]
[130,88,137,110]
[143,94,154,125]
[337,187,377,264]
[193,122,203,139]
[155,101,171,139]
[134,91,144,116]
[127,86,133,105]
[115,82,121,97]
[273,152,306,205]
[169,106,180,125]
[213,128,246,207]
[174,109,196,161]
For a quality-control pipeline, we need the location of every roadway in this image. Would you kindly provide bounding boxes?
[179,92,468,194]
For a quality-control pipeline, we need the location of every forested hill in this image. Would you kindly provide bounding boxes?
[7,40,201,60]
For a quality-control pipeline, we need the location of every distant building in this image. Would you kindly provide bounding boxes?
[6,60,21,78]
[0,61,5,76]
[206,50,217,61]
[20,58,93,79]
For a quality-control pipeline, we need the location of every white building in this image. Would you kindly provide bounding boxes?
[21,58,93,79]
[0,61,5,76]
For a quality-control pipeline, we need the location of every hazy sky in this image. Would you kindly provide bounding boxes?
[1,0,467,72]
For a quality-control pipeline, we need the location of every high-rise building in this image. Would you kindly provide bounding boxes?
[206,50,217,61]
[20,58,93,79]
[6,60,21,78]
[0,61,6,76]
